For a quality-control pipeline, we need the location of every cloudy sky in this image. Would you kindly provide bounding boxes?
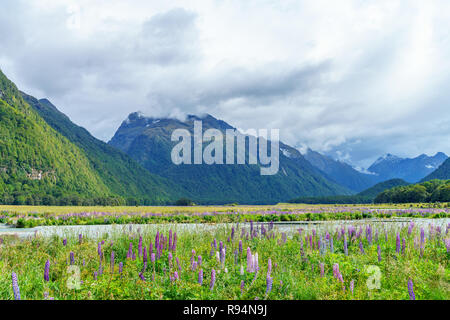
[1,0,450,169]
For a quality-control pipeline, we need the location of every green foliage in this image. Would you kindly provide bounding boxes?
[289,179,410,204]
[24,95,184,205]
[0,70,114,204]
[109,114,350,205]
[422,158,450,181]
[175,198,195,206]
[0,222,447,300]
[375,179,450,203]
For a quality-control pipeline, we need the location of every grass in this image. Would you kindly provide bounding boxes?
[0,204,449,228]
[0,202,448,215]
[0,221,448,300]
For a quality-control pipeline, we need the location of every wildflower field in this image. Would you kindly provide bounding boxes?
[1,204,449,228]
[0,219,448,300]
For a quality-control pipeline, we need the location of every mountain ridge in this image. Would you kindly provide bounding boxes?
[367,152,448,183]
[109,112,352,204]
[22,94,185,205]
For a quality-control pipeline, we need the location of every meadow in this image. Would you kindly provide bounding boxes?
[0,219,448,300]
[0,204,448,300]
[1,204,449,228]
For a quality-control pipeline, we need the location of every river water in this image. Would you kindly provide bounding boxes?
[1,217,448,239]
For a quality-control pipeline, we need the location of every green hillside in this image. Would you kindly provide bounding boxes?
[109,113,350,204]
[289,178,409,204]
[22,94,183,205]
[358,178,409,198]
[422,158,450,181]
[0,69,116,205]
[374,179,450,203]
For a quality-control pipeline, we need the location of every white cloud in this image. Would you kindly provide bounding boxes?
[1,0,450,167]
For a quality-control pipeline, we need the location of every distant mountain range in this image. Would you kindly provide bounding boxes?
[22,93,185,205]
[303,150,448,192]
[367,152,448,183]
[422,158,450,181]
[303,149,379,192]
[108,112,350,204]
[289,178,409,204]
[1,67,448,205]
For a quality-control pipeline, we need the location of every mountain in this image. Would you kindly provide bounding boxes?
[109,112,351,204]
[367,152,448,183]
[374,179,450,203]
[289,178,409,204]
[357,178,410,198]
[421,158,450,181]
[21,94,183,205]
[0,69,113,205]
[303,149,380,192]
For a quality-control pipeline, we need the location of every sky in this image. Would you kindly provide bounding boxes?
[1,0,450,169]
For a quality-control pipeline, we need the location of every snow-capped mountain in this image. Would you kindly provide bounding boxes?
[367,152,448,183]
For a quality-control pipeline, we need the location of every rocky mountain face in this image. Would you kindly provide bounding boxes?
[367,152,448,183]
[303,149,380,192]
[22,94,184,205]
[108,112,351,204]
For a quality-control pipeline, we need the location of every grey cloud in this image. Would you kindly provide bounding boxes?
[1,0,449,169]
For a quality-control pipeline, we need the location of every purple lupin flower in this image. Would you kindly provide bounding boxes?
[151,253,156,264]
[93,271,98,280]
[240,280,245,294]
[44,260,50,282]
[11,272,20,300]
[138,236,143,258]
[63,238,67,246]
[139,272,145,281]
[173,232,177,252]
[239,240,243,254]
[402,238,406,254]
[169,229,173,251]
[98,260,103,276]
[198,255,202,267]
[332,263,340,279]
[420,228,425,246]
[359,240,365,254]
[119,262,123,274]
[265,275,273,295]
[246,247,253,272]
[127,242,133,259]
[110,251,115,272]
[350,280,354,295]
[78,233,82,244]
[168,252,173,267]
[173,271,179,281]
[210,269,216,290]
[344,236,348,256]
[396,233,401,253]
[70,251,75,265]
[198,269,203,285]
[408,222,415,235]
[408,279,415,300]
[267,258,272,277]
[220,248,226,266]
[143,246,148,264]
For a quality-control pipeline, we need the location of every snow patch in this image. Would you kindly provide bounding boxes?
[280,148,293,158]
